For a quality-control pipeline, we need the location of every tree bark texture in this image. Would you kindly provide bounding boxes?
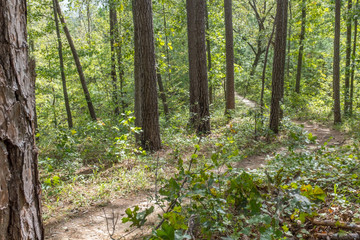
[110,0,119,115]
[53,0,73,128]
[132,0,161,151]
[225,0,235,113]
[295,0,306,94]
[187,0,211,134]
[54,0,97,121]
[205,1,213,104]
[333,0,342,124]
[0,0,44,239]
[156,71,169,118]
[269,0,288,134]
[350,0,358,115]
[344,0,352,115]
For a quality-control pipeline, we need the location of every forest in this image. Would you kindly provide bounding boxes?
[1,0,360,239]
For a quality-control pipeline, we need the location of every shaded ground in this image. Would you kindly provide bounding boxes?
[44,95,346,240]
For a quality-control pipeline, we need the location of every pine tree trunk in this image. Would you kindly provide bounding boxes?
[350,0,358,115]
[295,0,306,94]
[53,0,73,128]
[333,0,342,124]
[344,0,352,116]
[187,0,211,134]
[225,0,235,114]
[205,1,213,104]
[54,0,97,121]
[132,0,161,151]
[269,0,288,134]
[110,0,119,115]
[286,0,292,79]
[156,71,169,118]
[0,0,44,238]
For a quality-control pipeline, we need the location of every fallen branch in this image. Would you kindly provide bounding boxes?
[314,233,360,240]
[311,219,360,231]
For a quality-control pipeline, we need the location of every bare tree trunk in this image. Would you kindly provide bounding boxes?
[295,0,306,94]
[110,0,119,115]
[86,0,91,45]
[269,0,288,134]
[350,0,358,115]
[225,0,235,114]
[205,1,213,104]
[187,0,211,134]
[156,70,169,118]
[344,0,352,116]
[54,0,97,121]
[333,0,342,124]
[132,0,162,151]
[162,2,171,86]
[0,0,44,239]
[53,0,73,128]
[286,0,292,79]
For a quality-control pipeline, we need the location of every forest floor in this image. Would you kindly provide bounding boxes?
[44,95,346,240]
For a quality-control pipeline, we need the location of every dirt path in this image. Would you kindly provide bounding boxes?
[45,95,346,240]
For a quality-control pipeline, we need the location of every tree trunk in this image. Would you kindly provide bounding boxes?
[350,0,358,115]
[206,1,213,104]
[163,2,171,87]
[156,70,169,118]
[0,0,44,239]
[269,0,288,134]
[344,0,352,116]
[54,0,97,121]
[132,0,162,151]
[225,0,235,114]
[53,0,73,128]
[187,0,211,134]
[333,0,342,124]
[86,0,91,45]
[295,0,306,94]
[286,0,292,79]
[110,0,119,115]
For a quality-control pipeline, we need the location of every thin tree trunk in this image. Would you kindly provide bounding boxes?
[187,0,211,134]
[295,0,306,94]
[53,0,73,128]
[333,0,342,124]
[54,0,97,121]
[225,0,235,114]
[163,2,171,86]
[86,0,91,45]
[205,1,213,104]
[156,70,169,118]
[261,23,275,113]
[0,0,44,238]
[344,0,352,115]
[350,0,358,115]
[132,0,162,151]
[269,0,288,134]
[110,0,119,115]
[286,0,292,79]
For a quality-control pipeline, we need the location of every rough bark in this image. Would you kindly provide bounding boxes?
[0,0,44,239]
[225,0,235,114]
[187,0,211,134]
[333,0,342,124]
[53,0,73,128]
[269,0,288,134]
[350,0,358,115]
[205,1,213,104]
[54,0,97,121]
[344,0,352,115]
[132,0,161,151]
[110,0,119,115]
[295,0,306,94]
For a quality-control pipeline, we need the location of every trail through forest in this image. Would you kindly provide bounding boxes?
[45,95,346,240]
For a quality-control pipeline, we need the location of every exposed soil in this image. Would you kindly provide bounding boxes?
[44,95,346,240]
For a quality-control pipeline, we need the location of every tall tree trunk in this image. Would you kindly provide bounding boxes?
[350,0,358,115]
[269,0,288,134]
[344,0,352,116]
[295,0,306,94]
[225,0,235,114]
[132,0,162,151]
[187,0,211,134]
[53,0,73,128]
[333,0,342,124]
[162,2,171,86]
[205,1,213,104]
[286,0,292,79]
[54,0,97,121]
[110,0,119,115]
[86,0,91,45]
[0,0,44,239]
